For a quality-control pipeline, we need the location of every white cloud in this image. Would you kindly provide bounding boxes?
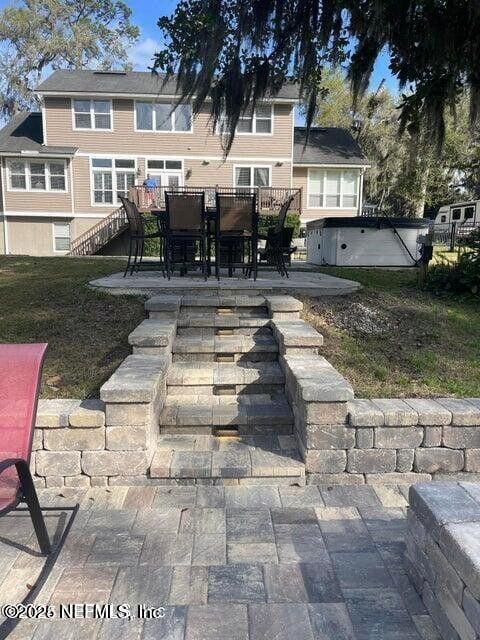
[129,37,161,71]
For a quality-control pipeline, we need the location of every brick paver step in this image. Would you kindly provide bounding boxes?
[173,334,278,354]
[181,295,266,308]
[150,435,305,481]
[166,361,285,388]
[177,312,270,329]
[159,396,293,427]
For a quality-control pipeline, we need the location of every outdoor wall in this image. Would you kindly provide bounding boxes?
[302,397,480,484]
[184,159,292,189]
[6,216,73,256]
[44,98,294,159]
[406,483,480,640]
[1,157,73,214]
[0,217,5,254]
[292,166,359,224]
[71,151,293,216]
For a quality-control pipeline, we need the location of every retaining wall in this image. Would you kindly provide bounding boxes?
[406,482,480,640]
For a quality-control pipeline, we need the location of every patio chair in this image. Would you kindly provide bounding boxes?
[0,343,51,555]
[215,192,258,280]
[120,196,163,277]
[258,194,296,277]
[164,191,207,279]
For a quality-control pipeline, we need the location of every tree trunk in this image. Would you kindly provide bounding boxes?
[413,166,429,218]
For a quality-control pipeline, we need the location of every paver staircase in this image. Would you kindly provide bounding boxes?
[149,295,305,484]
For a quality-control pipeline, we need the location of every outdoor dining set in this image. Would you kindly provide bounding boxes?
[120,188,296,280]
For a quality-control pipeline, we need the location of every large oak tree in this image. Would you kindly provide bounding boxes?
[0,0,139,116]
[154,1,480,154]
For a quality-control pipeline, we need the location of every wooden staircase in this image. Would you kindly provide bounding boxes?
[68,205,128,256]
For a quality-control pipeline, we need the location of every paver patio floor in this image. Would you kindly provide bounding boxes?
[0,485,440,640]
[89,268,360,297]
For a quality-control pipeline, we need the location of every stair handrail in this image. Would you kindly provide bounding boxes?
[68,205,128,256]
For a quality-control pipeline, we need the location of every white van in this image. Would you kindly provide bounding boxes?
[435,201,480,225]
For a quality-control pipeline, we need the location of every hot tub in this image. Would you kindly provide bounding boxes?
[306,216,431,267]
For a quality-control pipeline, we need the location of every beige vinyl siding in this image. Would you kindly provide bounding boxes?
[71,155,96,213]
[44,98,293,158]
[293,166,360,224]
[3,157,72,214]
[183,159,291,188]
[71,217,104,240]
[72,155,292,215]
[0,218,5,254]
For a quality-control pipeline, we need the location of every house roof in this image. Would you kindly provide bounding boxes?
[293,127,368,166]
[0,112,76,156]
[36,70,301,101]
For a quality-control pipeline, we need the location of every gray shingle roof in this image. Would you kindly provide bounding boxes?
[0,112,76,155]
[36,70,300,100]
[293,127,368,165]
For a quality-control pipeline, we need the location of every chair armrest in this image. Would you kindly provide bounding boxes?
[0,458,26,475]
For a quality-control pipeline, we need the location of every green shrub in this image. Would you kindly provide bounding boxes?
[427,228,480,295]
[143,216,161,257]
[258,213,301,238]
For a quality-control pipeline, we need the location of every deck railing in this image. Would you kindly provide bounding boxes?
[129,185,302,214]
[68,205,128,256]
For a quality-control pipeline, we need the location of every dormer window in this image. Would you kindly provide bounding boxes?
[73,99,112,130]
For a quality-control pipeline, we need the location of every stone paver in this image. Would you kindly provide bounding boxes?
[0,485,438,639]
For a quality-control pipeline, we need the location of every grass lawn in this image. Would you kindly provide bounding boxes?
[0,256,144,399]
[303,267,480,398]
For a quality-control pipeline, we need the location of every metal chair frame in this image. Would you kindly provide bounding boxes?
[214,192,259,281]
[120,196,164,277]
[164,191,208,280]
[0,344,50,555]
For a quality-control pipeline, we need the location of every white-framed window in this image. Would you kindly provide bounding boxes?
[9,160,27,189]
[225,105,273,135]
[53,222,70,252]
[146,159,183,171]
[135,101,192,132]
[145,158,183,187]
[91,157,135,205]
[307,169,359,209]
[234,165,271,188]
[7,159,67,192]
[73,99,112,130]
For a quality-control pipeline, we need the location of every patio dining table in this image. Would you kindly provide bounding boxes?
[149,205,252,277]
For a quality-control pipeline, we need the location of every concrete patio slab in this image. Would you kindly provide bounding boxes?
[89,269,360,297]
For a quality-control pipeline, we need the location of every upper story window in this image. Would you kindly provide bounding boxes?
[135,102,192,132]
[464,206,475,220]
[238,105,273,134]
[91,157,135,205]
[73,99,112,130]
[307,169,359,209]
[452,208,461,220]
[7,159,67,192]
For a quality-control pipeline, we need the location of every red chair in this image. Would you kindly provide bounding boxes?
[0,343,51,555]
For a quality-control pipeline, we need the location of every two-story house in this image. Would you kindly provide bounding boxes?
[0,70,369,256]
